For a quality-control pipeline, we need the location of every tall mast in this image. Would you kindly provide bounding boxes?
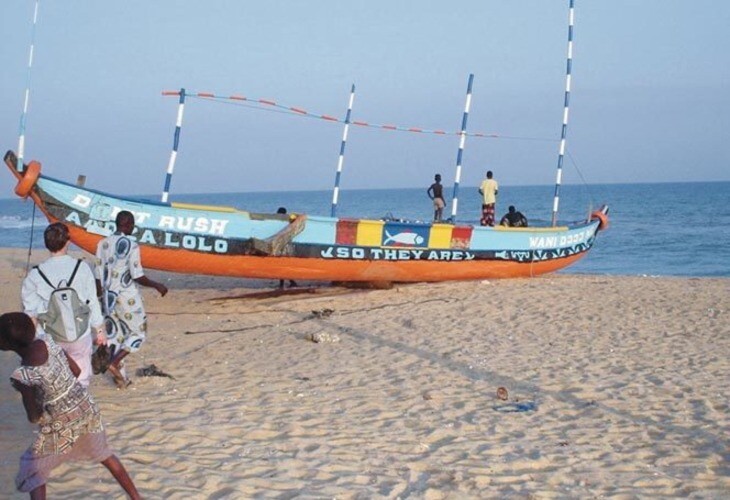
[551,0,576,226]
[16,0,41,172]
[161,88,186,203]
[330,84,356,218]
[449,73,474,222]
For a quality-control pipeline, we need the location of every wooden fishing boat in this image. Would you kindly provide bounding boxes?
[7,0,606,282]
[4,150,608,282]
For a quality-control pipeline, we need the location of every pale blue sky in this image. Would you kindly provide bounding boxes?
[1,0,728,197]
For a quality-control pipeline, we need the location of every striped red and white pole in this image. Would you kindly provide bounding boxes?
[16,0,40,172]
[449,73,475,222]
[161,90,517,140]
[330,84,356,218]
[551,0,575,226]
[161,88,186,203]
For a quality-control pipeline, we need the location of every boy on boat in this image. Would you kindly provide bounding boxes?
[500,206,528,227]
[95,210,168,388]
[427,174,446,221]
[479,170,499,226]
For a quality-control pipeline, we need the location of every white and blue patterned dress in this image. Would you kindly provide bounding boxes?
[95,234,148,355]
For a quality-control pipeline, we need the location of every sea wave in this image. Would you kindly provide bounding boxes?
[0,215,42,229]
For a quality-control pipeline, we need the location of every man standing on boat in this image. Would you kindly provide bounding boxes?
[427,174,446,222]
[479,170,499,226]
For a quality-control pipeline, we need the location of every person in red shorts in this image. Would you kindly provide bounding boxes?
[479,170,499,226]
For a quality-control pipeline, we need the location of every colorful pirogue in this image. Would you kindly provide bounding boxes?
[5,151,608,282]
[7,0,607,282]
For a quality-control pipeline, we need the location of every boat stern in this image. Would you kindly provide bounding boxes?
[4,150,41,198]
[590,204,610,231]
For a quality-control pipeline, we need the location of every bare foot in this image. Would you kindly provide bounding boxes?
[108,364,131,389]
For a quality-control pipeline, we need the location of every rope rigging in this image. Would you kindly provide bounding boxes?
[168,91,559,144]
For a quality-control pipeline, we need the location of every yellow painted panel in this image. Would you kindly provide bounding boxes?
[428,224,453,248]
[356,220,384,246]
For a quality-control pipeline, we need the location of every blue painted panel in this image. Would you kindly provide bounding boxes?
[295,215,337,245]
[382,221,430,247]
[40,177,288,240]
[468,223,600,251]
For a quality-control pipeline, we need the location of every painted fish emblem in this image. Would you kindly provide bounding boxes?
[383,230,424,246]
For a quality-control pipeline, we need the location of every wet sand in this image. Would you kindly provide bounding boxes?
[0,248,728,498]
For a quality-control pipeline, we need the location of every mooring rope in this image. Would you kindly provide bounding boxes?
[566,149,597,219]
[550,0,576,226]
[25,202,37,275]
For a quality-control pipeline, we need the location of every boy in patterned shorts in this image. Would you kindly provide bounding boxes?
[95,211,168,388]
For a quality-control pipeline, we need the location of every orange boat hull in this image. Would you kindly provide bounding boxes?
[6,152,607,282]
[55,215,590,281]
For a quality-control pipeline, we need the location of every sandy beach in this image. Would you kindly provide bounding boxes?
[0,247,728,498]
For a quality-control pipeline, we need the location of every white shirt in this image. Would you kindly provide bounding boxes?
[21,254,105,337]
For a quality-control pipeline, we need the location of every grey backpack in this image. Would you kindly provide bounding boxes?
[35,260,91,343]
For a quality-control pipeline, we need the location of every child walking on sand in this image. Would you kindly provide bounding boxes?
[0,312,140,499]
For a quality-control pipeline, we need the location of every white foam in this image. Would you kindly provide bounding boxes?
[0,215,40,229]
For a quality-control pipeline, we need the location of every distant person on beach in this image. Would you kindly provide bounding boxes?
[426,174,446,221]
[500,206,528,228]
[21,222,106,388]
[95,211,168,388]
[0,312,141,499]
[478,170,499,226]
[276,207,298,289]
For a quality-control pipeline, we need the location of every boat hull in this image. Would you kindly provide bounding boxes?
[64,225,591,280]
[5,152,608,282]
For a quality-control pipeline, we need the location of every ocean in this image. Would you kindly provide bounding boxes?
[1,181,728,278]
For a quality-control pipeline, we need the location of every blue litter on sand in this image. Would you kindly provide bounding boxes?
[493,401,537,413]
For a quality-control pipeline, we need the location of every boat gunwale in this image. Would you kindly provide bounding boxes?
[36,169,596,233]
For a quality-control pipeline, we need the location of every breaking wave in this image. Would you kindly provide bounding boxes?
[0,215,38,229]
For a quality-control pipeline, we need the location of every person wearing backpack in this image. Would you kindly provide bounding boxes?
[21,223,106,388]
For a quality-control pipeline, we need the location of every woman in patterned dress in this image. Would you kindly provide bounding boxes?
[0,312,140,499]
